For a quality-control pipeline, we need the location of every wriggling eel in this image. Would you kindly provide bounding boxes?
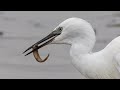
[32,45,49,63]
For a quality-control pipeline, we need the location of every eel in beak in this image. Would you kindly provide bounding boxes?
[32,45,49,63]
[23,27,63,63]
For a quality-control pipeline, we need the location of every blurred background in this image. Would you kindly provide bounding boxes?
[0,11,120,79]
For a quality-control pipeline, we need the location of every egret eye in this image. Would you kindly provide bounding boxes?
[58,27,63,32]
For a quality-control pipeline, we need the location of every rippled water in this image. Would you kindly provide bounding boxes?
[0,11,119,79]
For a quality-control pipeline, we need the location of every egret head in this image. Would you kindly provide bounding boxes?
[52,17,95,45]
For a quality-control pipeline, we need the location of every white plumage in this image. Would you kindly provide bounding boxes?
[52,17,120,79]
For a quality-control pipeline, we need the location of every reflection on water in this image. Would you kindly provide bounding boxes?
[0,11,120,79]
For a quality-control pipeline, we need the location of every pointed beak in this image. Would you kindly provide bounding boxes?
[23,27,62,56]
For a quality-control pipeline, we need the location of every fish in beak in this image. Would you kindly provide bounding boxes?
[23,27,63,62]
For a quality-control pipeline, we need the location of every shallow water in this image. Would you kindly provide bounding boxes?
[0,11,119,79]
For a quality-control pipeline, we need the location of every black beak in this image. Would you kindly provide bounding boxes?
[23,27,62,56]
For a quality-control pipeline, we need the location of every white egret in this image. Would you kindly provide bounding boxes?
[23,17,120,79]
